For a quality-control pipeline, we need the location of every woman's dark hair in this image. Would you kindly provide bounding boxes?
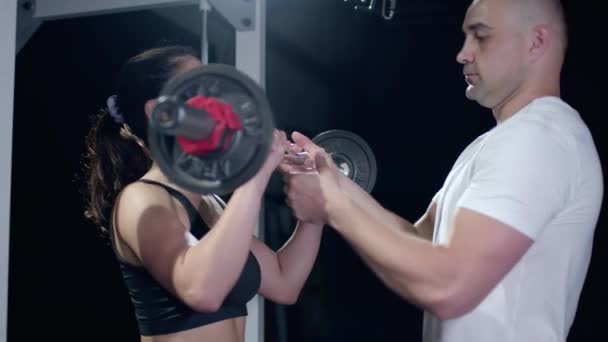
[82,45,199,233]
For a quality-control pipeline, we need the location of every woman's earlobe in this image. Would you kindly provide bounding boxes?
[144,99,157,119]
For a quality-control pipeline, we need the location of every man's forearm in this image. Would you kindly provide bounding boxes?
[327,197,455,313]
[341,174,436,240]
[339,176,421,290]
[352,245,420,298]
[340,175,419,235]
[338,175,438,297]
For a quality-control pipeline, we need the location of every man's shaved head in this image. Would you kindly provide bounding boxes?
[469,0,568,55]
[510,0,567,53]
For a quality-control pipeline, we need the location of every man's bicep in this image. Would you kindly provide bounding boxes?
[446,207,533,315]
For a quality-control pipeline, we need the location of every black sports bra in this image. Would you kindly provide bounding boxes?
[109,179,261,336]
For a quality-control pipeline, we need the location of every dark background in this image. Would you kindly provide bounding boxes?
[8,0,605,341]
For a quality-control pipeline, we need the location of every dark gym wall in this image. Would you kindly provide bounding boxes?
[8,1,604,341]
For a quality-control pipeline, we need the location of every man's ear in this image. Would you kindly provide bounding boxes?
[144,99,157,119]
[529,25,551,63]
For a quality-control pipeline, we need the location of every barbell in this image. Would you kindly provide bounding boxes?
[147,63,377,195]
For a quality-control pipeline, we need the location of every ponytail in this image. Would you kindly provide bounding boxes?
[82,109,151,233]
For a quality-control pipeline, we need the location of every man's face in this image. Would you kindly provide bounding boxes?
[456,0,528,109]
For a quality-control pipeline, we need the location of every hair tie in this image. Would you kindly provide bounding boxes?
[106,95,124,124]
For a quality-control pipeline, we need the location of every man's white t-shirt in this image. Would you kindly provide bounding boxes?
[423,97,603,342]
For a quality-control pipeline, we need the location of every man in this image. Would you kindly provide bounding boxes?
[279,0,603,341]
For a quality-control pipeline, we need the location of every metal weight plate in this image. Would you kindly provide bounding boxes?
[312,130,377,193]
[148,64,275,195]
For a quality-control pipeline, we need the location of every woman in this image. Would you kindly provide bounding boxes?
[82,45,323,341]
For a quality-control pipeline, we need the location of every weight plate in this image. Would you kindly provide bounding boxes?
[148,64,275,195]
[312,129,377,193]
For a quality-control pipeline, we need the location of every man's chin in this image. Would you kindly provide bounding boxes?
[465,89,492,108]
[465,87,477,101]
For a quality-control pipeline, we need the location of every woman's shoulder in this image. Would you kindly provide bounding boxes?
[114,180,182,232]
[119,180,175,209]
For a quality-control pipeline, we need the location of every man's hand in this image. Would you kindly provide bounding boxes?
[279,131,347,225]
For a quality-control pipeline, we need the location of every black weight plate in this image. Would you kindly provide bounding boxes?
[312,130,377,193]
[148,63,275,195]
